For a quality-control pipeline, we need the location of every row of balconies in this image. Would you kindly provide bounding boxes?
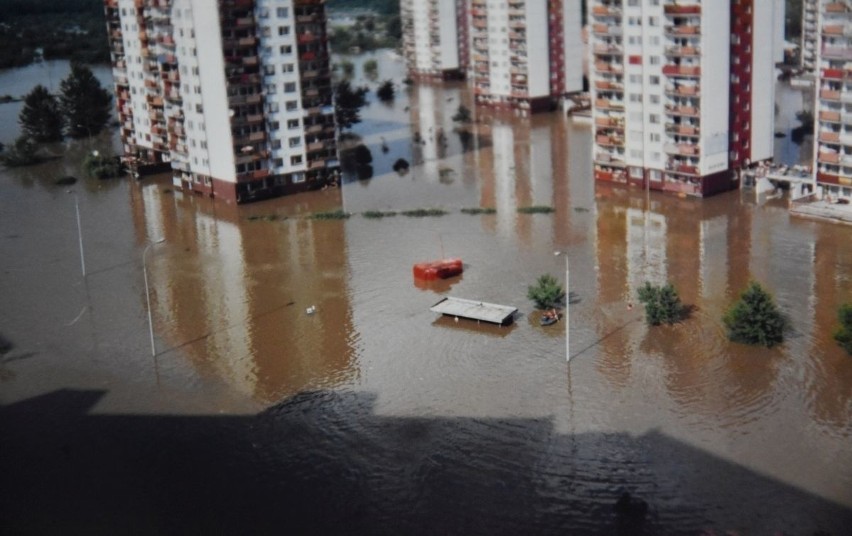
[664,4,701,16]
[594,150,626,166]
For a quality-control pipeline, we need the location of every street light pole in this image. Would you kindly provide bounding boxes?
[69,190,86,277]
[555,251,570,363]
[143,238,165,357]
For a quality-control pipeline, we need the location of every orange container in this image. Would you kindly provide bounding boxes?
[413,258,463,280]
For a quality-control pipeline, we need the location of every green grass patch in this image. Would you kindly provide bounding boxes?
[460,207,496,215]
[401,208,448,217]
[517,205,554,214]
[362,210,397,219]
[310,209,350,220]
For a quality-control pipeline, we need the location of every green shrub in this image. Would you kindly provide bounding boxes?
[527,274,565,310]
[637,282,687,326]
[517,205,554,214]
[0,136,41,167]
[460,207,496,215]
[83,152,122,179]
[723,281,785,348]
[834,303,852,355]
[310,209,350,220]
[401,208,447,217]
[362,210,397,219]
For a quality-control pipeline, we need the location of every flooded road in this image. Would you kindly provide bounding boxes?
[2,52,851,534]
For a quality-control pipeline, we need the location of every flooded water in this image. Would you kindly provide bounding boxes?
[2,52,851,534]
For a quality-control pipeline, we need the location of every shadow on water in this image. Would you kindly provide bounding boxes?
[2,389,850,535]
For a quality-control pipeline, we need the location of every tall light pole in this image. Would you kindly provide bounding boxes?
[143,238,166,357]
[554,250,570,363]
[68,190,85,277]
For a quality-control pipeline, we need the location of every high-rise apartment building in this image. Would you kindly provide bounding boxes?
[467,0,584,113]
[401,0,468,79]
[813,0,852,198]
[802,0,820,72]
[104,0,338,204]
[590,0,784,197]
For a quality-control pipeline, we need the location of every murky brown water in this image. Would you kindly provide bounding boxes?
[2,53,851,533]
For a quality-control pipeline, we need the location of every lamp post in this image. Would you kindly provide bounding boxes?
[143,238,166,357]
[68,190,85,277]
[554,250,570,363]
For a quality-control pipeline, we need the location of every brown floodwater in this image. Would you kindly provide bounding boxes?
[1,52,851,533]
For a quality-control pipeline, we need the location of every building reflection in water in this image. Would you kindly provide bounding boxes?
[129,184,357,403]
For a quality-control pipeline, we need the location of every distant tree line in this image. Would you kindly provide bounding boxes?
[326,0,399,16]
[0,0,109,68]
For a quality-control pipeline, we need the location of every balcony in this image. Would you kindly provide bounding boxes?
[665,25,700,36]
[665,45,700,57]
[821,89,842,100]
[664,4,701,15]
[665,143,700,156]
[666,123,700,136]
[665,104,699,117]
[595,80,624,91]
[819,110,841,123]
[818,151,841,164]
[819,131,841,142]
[596,98,624,110]
[663,65,701,77]
[596,134,624,147]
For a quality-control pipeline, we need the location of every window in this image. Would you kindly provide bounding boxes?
[285,100,298,111]
[629,93,642,103]
[284,82,296,93]
[271,139,281,149]
[649,114,659,124]
[282,63,294,72]
[278,26,290,36]
[195,104,203,113]
[649,75,660,85]
[649,56,660,65]
[280,45,292,54]
[289,136,302,147]
[269,121,280,130]
[277,7,289,18]
[268,102,279,113]
[292,172,305,183]
[650,95,660,104]
[287,119,300,129]
[290,155,303,165]
[266,84,277,95]
[264,65,275,75]
[650,133,660,142]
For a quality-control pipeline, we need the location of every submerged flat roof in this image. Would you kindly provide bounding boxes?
[430,297,517,326]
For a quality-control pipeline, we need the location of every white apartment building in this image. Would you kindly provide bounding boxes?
[590,0,784,197]
[813,0,852,200]
[467,0,584,113]
[401,0,467,79]
[105,0,338,204]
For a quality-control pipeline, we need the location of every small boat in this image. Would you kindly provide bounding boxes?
[413,258,463,281]
[539,309,560,326]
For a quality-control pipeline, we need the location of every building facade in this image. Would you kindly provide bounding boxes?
[467,0,584,113]
[401,0,468,79]
[589,0,784,197]
[813,0,852,199]
[802,0,820,72]
[104,0,338,204]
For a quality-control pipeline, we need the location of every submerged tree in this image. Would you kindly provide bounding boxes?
[19,85,64,142]
[834,303,852,355]
[451,104,472,123]
[527,274,565,310]
[0,135,41,167]
[83,151,122,179]
[376,79,395,102]
[637,282,687,326]
[723,281,785,348]
[59,62,112,138]
[334,80,369,131]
